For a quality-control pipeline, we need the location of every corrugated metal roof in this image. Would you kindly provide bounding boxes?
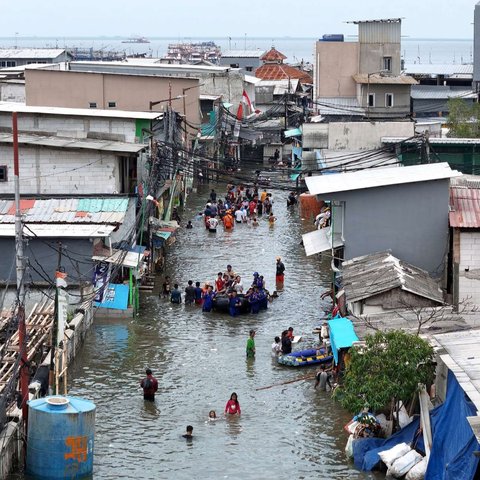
[449,186,480,228]
[260,48,287,62]
[256,79,300,95]
[305,162,461,196]
[0,48,67,59]
[382,136,480,145]
[316,97,365,116]
[430,329,480,411]
[404,63,473,77]
[255,64,312,84]
[302,228,344,256]
[0,224,115,238]
[411,85,476,100]
[353,74,417,85]
[221,50,265,58]
[0,101,162,120]
[343,250,444,304]
[0,197,129,225]
[0,133,146,154]
[451,175,480,189]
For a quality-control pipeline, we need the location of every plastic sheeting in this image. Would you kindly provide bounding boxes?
[353,371,479,479]
[328,316,359,365]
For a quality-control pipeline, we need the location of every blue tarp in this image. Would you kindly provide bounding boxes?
[95,284,129,310]
[328,315,359,365]
[284,127,302,138]
[353,371,479,479]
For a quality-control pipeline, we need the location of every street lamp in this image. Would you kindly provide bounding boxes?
[366,69,388,119]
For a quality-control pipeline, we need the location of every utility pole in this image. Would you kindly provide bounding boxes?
[49,243,62,393]
[13,112,29,439]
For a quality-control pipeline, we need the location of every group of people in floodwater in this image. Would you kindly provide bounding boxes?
[162,262,282,316]
[186,183,297,233]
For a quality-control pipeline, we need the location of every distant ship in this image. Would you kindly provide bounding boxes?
[163,41,221,64]
[122,36,150,44]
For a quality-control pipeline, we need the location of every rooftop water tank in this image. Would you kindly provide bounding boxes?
[320,34,345,42]
[26,396,96,479]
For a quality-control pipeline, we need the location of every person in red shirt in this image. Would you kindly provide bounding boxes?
[224,392,241,415]
[140,368,158,402]
[215,272,226,293]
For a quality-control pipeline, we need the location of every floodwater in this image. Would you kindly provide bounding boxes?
[26,185,377,479]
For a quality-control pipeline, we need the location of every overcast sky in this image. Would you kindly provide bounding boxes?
[0,0,477,38]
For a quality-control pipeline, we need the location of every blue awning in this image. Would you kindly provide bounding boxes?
[328,316,359,365]
[285,127,302,138]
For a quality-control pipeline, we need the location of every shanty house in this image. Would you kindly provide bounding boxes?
[303,163,461,275]
[342,250,444,316]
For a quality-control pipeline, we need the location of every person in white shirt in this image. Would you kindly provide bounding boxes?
[233,275,243,294]
[207,217,218,232]
[234,209,243,224]
[271,336,282,357]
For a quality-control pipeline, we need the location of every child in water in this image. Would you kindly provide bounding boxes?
[208,410,218,421]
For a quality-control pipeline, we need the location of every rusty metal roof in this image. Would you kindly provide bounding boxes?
[255,64,313,84]
[0,197,130,225]
[449,186,480,228]
[260,47,287,62]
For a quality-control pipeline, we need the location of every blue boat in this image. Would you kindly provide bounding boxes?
[277,348,333,367]
[212,294,268,314]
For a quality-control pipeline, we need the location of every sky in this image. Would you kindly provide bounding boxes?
[0,0,477,38]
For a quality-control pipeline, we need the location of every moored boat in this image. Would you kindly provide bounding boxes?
[212,294,268,314]
[277,348,333,367]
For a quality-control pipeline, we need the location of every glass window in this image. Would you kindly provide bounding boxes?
[385,93,394,108]
[0,165,7,182]
[368,93,375,108]
[383,56,392,72]
[108,102,116,108]
[89,102,97,109]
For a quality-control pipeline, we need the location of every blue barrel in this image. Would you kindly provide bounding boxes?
[26,396,95,479]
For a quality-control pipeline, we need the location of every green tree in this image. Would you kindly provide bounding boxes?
[335,330,435,416]
[446,98,480,138]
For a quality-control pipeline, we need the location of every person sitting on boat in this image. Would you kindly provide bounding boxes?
[287,327,294,340]
[314,364,332,391]
[215,272,226,293]
[224,265,236,281]
[271,336,282,357]
[258,275,266,291]
[281,330,292,354]
[251,272,260,288]
[202,285,216,312]
[228,290,242,317]
[207,216,218,232]
[232,275,243,294]
[225,392,241,416]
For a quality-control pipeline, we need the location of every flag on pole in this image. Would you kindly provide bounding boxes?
[55,271,67,288]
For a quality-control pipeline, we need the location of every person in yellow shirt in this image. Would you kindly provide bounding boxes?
[260,189,268,203]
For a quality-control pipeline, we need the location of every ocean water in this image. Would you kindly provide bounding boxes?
[0,36,473,65]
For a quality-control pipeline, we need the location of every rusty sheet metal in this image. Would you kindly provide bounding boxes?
[450,186,480,228]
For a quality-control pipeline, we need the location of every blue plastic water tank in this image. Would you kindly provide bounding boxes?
[26,396,96,479]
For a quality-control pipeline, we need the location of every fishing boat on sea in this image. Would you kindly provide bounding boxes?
[122,36,150,44]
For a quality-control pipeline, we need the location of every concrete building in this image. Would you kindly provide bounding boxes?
[24,68,201,126]
[303,163,461,275]
[314,19,416,120]
[0,48,71,68]
[449,178,480,307]
[405,64,473,88]
[219,50,265,74]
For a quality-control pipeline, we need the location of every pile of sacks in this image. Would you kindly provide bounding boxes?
[379,442,427,479]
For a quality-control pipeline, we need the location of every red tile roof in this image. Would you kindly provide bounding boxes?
[449,187,480,228]
[260,47,287,62]
[255,64,313,84]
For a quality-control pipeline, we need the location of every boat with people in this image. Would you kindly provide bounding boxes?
[277,348,333,367]
[212,294,268,314]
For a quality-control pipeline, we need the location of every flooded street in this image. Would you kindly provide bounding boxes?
[66,185,374,479]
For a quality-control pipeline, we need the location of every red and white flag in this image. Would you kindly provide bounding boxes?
[55,271,68,288]
[236,89,254,121]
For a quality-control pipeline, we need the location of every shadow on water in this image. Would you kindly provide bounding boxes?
[13,184,382,480]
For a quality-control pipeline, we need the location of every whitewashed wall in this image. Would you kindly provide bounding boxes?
[458,231,480,306]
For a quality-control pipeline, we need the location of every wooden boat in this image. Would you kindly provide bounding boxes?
[277,348,333,367]
[212,294,268,314]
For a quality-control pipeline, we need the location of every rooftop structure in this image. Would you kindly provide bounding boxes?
[449,186,480,228]
[221,50,265,59]
[305,162,461,196]
[0,48,67,59]
[255,47,312,84]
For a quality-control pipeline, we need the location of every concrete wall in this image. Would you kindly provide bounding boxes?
[0,238,94,283]
[0,82,25,103]
[0,112,140,143]
[458,231,480,306]
[25,70,201,126]
[327,121,414,150]
[315,42,358,98]
[0,145,121,195]
[358,84,411,118]
[359,42,401,75]
[329,179,450,275]
[219,56,261,73]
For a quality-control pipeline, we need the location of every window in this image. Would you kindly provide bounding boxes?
[230,63,239,68]
[108,101,116,108]
[0,165,7,182]
[89,102,97,109]
[383,56,392,72]
[368,93,375,108]
[385,93,394,108]
[245,66,253,72]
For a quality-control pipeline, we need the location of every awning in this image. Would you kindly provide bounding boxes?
[328,316,359,365]
[302,227,344,256]
[92,249,145,268]
[284,127,302,138]
[290,173,301,181]
[154,231,172,240]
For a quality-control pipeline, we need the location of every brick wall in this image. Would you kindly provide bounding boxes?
[0,145,121,195]
[458,231,480,305]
